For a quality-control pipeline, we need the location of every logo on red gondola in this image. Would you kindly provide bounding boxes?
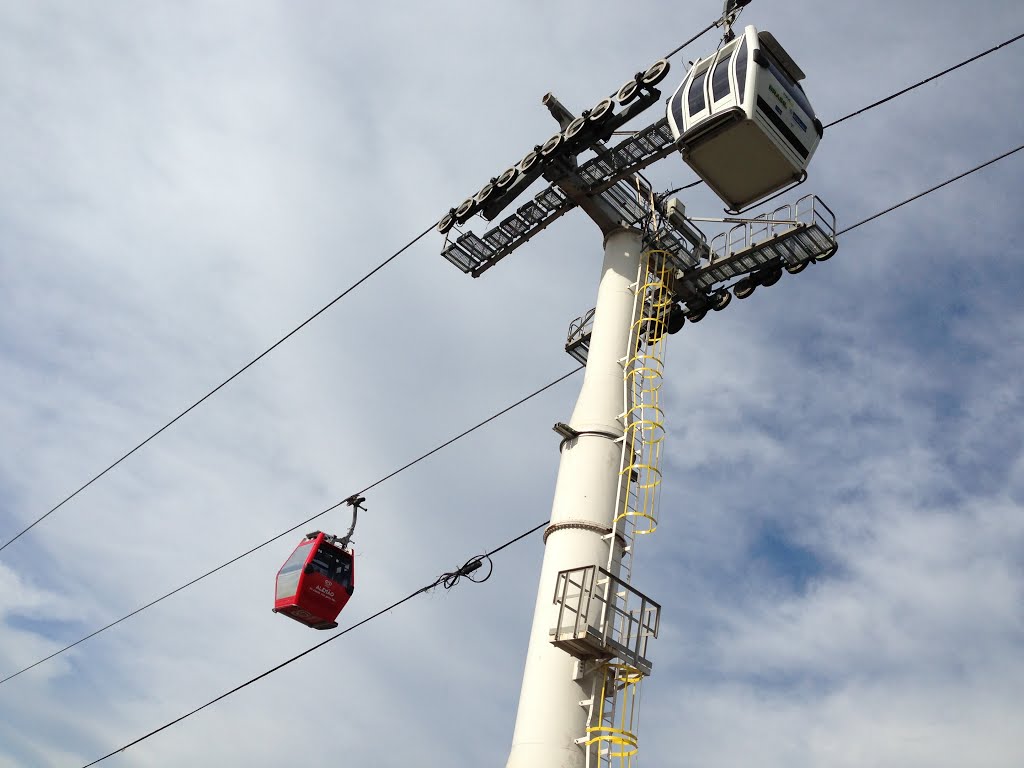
[324,579,333,587]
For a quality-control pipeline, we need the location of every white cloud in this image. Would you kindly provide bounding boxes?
[1,1,1023,766]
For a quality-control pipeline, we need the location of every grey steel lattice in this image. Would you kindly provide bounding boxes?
[441,118,684,278]
[675,195,837,295]
[564,195,838,362]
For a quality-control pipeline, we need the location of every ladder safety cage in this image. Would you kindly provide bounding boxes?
[563,214,710,365]
[550,565,661,676]
[585,662,645,768]
[608,253,673,582]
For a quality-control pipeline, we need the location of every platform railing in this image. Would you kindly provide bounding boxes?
[551,565,660,675]
[710,193,836,263]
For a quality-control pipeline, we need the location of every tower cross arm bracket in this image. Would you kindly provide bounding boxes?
[442,116,684,277]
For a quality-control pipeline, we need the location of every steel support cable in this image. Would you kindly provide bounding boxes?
[59,136,1022,760]
[76,520,547,768]
[0,367,582,687]
[5,17,1016,674]
[662,20,717,60]
[1,16,718,554]
[836,142,1024,237]
[0,225,436,554]
[825,32,1024,129]
[9,140,1020,687]
[7,29,1015,556]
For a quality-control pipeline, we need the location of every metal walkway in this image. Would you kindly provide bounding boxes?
[675,194,838,295]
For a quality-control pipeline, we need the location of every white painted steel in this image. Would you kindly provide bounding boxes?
[666,25,821,210]
[506,229,643,768]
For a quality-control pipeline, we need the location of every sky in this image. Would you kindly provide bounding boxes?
[1,1,1022,766]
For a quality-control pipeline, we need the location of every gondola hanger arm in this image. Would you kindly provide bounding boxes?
[719,0,753,40]
[329,494,365,549]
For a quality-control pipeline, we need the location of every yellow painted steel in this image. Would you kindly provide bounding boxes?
[586,663,645,767]
[586,248,672,768]
[616,250,672,542]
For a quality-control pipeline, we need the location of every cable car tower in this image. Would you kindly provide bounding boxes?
[437,3,837,766]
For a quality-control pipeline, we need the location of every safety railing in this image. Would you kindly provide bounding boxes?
[550,565,660,675]
[709,194,837,263]
[565,307,597,364]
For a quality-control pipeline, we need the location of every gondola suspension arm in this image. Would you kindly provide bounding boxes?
[327,494,364,550]
[719,0,753,41]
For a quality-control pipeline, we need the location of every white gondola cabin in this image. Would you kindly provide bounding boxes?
[667,25,823,212]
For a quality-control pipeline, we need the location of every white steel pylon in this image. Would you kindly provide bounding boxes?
[506,229,647,768]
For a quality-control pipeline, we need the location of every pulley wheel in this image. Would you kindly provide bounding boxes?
[540,132,563,156]
[589,97,614,122]
[496,167,518,188]
[437,211,456,235]
[666,307,686,335]
[616,79,639,105]
[712,289,732,311]
[641,59,670,87]
[687,309,707,323]
[455,197,475,222]
[759,267,783,287]
[519,149,541,172]
[785,260,808,275]
[475,182,495,204]
[734,278,756,299]
[565,117,587,140]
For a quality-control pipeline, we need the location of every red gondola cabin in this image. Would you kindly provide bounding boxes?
[274,531,354,630]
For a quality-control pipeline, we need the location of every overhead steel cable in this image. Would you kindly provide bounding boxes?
[836,142,1024,237]
[1,20,1017,681]
[825,31,1024,129]
[76,520,548,768]
[1,20,721,555]
[663,20,718,60]
[0,367,582,687]
[60,137,1024,761]
[5,29,1016,555]
[10,137,1022,688]
[0,224,436,554]
[65,153,1024,766]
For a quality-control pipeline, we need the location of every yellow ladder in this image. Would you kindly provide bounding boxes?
[584,662,645,768]
[586,249,671,768]
[609,249,671,581]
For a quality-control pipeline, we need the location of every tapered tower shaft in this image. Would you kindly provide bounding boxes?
[506,228,643,768]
